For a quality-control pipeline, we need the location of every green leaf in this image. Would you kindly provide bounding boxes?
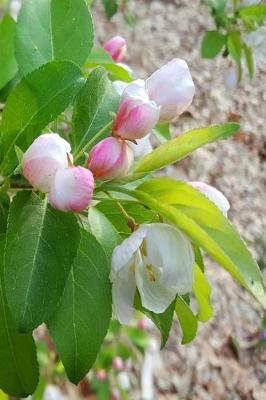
[0,61,83,176]
[153,123,171,143]
[201,30,225,59]
[0,235,39,397]
[175,296,198,344]
[101,0,118,19]
[227,31,242,76]
[48,230,112,384]
[135,293,175,348]
[4,191,80,332]
[243,42,254,80]
[0,16,17,90]
[15,0,94,75]
[85,48,132,82]
[134,123,240,173]
[129,178,266,309]
[72,67,119,154]
[193,265,213,322]
[88,207,122,258]
[193,245,205,271]
[239,4,266,25]
[0,194,9,234]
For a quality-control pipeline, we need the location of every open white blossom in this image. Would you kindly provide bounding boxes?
[110,223,194,324]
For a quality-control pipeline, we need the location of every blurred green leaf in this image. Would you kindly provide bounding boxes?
[193,265,213,322]
[239,5,266,25]
[227,32,242,78]
[0,61,83,176]
[0,235,39,397]
[175,296,198,344]
[243,42,254,80]
[4,191,80,332]
[101,0,118,19]
[15,0,94,75]
[134,123,240,173]
[153,123,171,143]
[0,16,17,90]
[201,30,225,59]
[0,193,9,234]
[48,230,112,384]
[73,67,119,154]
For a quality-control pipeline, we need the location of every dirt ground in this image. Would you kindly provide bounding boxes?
[93,1,266,399]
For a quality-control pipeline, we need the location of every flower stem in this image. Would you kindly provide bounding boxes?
[74,120,114,162]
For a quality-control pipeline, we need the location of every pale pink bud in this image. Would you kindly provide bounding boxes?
[88,137,134,180]
[103,36,127,63]
[113,357,124,371]
[96,369,107,381]
[137,319,147,331]
[48,167,94,212]
[189,181,230,215]
[146,58,195,123]
[22,133,72,193]
[113,80,160,140]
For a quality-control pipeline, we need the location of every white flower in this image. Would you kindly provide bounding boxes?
[110,223,194,324]
[128,134,153,159]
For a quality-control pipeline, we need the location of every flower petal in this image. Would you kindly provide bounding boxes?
[112,265,136,324]
[189,181,230,215]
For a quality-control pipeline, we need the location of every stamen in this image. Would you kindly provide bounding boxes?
[146,264,156,282]
[140,240,147,257]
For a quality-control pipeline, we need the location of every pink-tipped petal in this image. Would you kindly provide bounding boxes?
[113,80,160,140]
[22,133,72,192]
[189,181,230,215]
[103,35,127,63]
[49,167,95,212]
[88,137,133,180]
[146,58,195,122]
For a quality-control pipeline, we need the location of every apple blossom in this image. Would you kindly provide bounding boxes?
[113,357,124,371]
[22,133,72,193]
[113,80,128,96]
[128,134,153,159]
[113,80,160,140]
[103,35,127,63]
[189,181,230,215]
[96,369,107,381]
[48,167,94,212]
[88,137,134,180]
[111,223,194,324]
[146,58,195,122]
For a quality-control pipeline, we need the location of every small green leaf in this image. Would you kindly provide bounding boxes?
[0,235,39,397]
[0,61,83,176]
[4,191,80,332]
[72,67,119,154]
[85,48,132,82]
[48,230,112,384]
[201,31,225,59]
[175,296,198,344]
[130,178,266,309]
[134,123,240,173]
[15,0,94,75]
[243,42,254,80]
[193,245,205,271]
[193,265,213,322]
[101,0,118,19]
[88,207,122,258]
[239,4,266,25]
[227,31,242,77]
[135,293,175,348]
[0,16,17,90]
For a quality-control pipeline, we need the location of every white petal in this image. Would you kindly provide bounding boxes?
[128,134,153,159]
[136,224,195,313]
[113,80,128,96]
[111,225,147,277]
[112,265,136,324]
[189,181,230,215]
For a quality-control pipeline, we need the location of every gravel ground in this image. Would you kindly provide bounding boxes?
[93,1,266,399]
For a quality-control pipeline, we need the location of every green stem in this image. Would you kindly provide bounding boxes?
[74,120,114,162]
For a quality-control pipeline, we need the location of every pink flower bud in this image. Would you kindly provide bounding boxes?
[113,357,124,371]
[48,167,94,212]
[146,58,195,123]
[96,369,107,381]
[22,133,72,193]
[113,80,160,140]
[137,319,147,331]
[88,137,134,180]
[189,181,230,215]
[103,36,127,63]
